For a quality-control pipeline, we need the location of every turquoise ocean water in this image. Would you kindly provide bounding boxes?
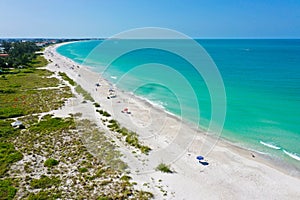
[57,39,300,169]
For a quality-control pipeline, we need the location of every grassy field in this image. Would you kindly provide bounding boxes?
[0,68,72,119]
[29,55,49,68]
[0,55,153,199]
[0,58,73,199]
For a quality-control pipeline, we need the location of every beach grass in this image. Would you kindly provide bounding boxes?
[0,68,72,119]
[27,190,62,200]
[0,179,17,200]
[106,119,151,154]
[44,158,59,168]
[59,71,76,86]
[75,85,94,102]
[0,50,154,199]
[0,66,71,199]
[8,114,152,199]
[30,175,61,189]
[29,55,49,68]
[0,142,23,177]
[156,163,173,173]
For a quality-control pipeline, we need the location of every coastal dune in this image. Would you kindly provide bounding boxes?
[44,43,300,199]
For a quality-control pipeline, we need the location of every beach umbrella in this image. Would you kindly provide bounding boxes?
[196,156,204,160]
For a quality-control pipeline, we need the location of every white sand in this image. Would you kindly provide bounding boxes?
[44,43,300,200]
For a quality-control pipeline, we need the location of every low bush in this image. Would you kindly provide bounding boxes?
[78,167,88,173]
[96,109,111,117]
[120,175,132,182]
[0,142,23,177]
[59,72,76,86]
[93,102,101,107]
[75,85,94,102]
[44,158,59,168]
[156,163,173,173]
[30,175,60,189]
[0,179,17,200]
[27,190,61,200]
[29,115,75,133]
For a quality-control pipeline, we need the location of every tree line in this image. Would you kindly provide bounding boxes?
[0,41,40,69]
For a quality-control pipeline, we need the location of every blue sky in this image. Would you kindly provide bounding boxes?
[0,0,299,38]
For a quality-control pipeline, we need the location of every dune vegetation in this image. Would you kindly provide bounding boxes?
[0,46,154,199]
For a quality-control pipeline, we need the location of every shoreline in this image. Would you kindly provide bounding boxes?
[45,42,300,199]
[56,40,300,171]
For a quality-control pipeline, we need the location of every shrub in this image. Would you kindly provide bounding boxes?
[30,175,60,189]
[44,158,59,167]
[125,133,139,147]
[0,120,20,139]
[108,119,117,124]
[58,72,76,86]
[75,85,94,102]
[103,111,111,117]
[93,102,101,107]
[140,146,151,154]
[30,116,75,133]
[78,167,88,173]
[120,175,132,182]
[96,109,111,117]
[0,179,17,200]
[0,107,25,119]
[0,142,23,177]
[105,119,151,154]
[97,196,112,200]
[137,191,154,199]
[27,190,61,200]
[156,163,173,173]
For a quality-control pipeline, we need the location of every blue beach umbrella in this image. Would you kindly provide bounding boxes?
[196,156,204,160]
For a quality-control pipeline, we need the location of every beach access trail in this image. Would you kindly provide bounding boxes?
[44,43,300,200]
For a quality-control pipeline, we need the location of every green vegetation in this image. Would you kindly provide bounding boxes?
[0,41,40,68]
[156,163,173,173]
[27,190,62,200]
[96,109,111,117]
[0,46,154,199]
[97,196,112,200]
[77,119,127,172]
[29,55,49,68]
[93,102,101,107]
[58,71,76,86]
[30,175,61,189]
[44,158,59,168]
[106,119,151,154]
[75,84,94,102]
[0,142,23,177]
[0,179,17,200]
[0,120,20,140]
[120,175,132,182]
[29,115,75,133]
[78,167,88,173]
[0,68,72,119]
[0,59,73,198]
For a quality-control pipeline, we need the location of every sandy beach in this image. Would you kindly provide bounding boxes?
[44,43,300,200]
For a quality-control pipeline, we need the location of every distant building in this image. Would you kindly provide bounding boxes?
[35,42,47,47]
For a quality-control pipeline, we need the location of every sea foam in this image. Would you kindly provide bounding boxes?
[283,150,300,161]
[259,141,281,150]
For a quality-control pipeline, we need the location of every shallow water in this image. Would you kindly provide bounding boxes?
[57,39,300,168]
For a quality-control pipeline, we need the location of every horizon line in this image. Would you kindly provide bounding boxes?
[0,37,299,40]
